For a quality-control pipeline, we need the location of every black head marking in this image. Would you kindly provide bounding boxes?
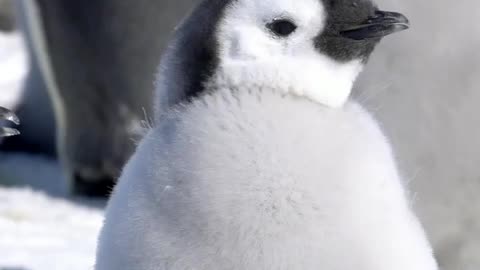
[156,0,407,116]
[315,0,381,63]
[156,0,232,113]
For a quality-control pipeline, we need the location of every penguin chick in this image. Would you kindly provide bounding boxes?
[96,0,438,269]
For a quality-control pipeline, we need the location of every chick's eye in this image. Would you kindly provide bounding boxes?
[266,19,297,37]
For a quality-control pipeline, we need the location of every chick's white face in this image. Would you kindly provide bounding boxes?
[214,0,364,107]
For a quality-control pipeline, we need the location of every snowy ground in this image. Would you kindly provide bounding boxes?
[0,187,104,270]
[0,32,104,270]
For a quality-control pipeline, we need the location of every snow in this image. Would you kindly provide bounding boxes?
[0,154,105,270]
[0,32,104,270]
[0,187,104,270]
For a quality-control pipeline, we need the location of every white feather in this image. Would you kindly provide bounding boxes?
[215,0,363,108]
[96,86,437,270]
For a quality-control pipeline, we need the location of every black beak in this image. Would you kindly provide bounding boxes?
[339,10,410,41]
[0,106,20,137]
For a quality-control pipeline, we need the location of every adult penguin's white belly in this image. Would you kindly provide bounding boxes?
[95,87,436,270]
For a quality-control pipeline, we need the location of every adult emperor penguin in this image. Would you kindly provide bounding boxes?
[2,0,195,197]
[96,0,438,269]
